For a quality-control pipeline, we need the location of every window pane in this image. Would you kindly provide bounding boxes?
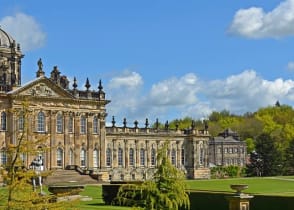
[93,117,98,134]
[140,149,145,166]
[151,148,156,166]
[80,149,86,166]
[129,148,134,166]
[57,148,63,166]
[1,112,6,130]
[93,149,99,168]
[68,116,73,133]
[106,148,112,166]
[56,114,63,133]
[171,149,176,165]
[38,112,45,132]
[118,148,123,166]
[18,113,24,131]
[80,116,86,134]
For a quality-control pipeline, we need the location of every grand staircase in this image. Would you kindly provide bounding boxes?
[43,169,99,185]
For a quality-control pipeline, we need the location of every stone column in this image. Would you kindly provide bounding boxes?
[135,140,139,167]
[49,110,56,169]
[74,113,80,166]
[193,141,198,168]
[145,140,149,167]
[99,113,106,169]
[124,139,128,168]
[64,112,69,167]
[87,114,93,168]
[112,139,117,168]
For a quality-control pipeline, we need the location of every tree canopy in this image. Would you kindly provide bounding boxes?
[117,142,190,210]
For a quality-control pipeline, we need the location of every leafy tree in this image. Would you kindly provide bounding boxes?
[117,142,190,210]
[0,102,74,209]
[285,139,294,175]
[253,133,283,176]
[245,138,255,154]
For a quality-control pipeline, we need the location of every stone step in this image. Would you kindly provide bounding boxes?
[43,170,99,185]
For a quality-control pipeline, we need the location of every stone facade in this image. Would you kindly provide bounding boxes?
[0,28,212,181]
[209,128,247,167]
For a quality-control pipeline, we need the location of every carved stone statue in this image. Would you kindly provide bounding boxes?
[30,156,44,194]
[37,58,43,70]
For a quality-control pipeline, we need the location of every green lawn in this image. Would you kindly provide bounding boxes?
[78,176,294,209]
[78,185,131,210]
[185,176,294,196]
[1,177,294,209]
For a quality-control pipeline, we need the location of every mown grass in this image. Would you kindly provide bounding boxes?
[78,176,294,209]
[0,176,293,209]
[78,185,131,210]
[185,176,294,196]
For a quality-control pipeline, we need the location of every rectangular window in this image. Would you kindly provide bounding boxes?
[181,148,185,165]
[18,115,24,131]
[140,149,145,166]
[68,116,73,133]
[93,117,99,134]
[56,114,63,133]
[80,116,86,134]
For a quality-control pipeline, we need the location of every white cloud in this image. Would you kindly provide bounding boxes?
[106,69,294,125]
[229,0,294,38]
[203,70,294,113]
[0,12,46,51]
[149,73,199,106]
[108,70,143,90]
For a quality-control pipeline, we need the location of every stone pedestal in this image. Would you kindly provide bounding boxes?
[226,185,254,210]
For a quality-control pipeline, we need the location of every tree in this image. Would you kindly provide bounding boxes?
[251,133,283,176]
[0,102,74,209]
[285,139,294,175]
[117,142,190,210]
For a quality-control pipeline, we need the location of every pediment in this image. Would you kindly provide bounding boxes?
[8,77,74,99]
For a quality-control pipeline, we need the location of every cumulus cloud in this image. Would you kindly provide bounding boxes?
[108,70,143,90]
[0,12,46,51]
[203,70,294,113]
[229,0,294,38]
[106,69,294,125]
[149,73,199,106]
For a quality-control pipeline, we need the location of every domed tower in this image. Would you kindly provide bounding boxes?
[0,28,24,92]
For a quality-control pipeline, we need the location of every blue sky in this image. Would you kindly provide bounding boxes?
[2,0,294,126]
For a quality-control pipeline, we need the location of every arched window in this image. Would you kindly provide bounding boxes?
[171,148,176,166]
[140,148,145,166]
[93,116,98,134]
[56,113,63,133]
[129,148,134,166]
[118,148,123,166]
[181,145,185,165]
[68,116,73,133]
[93,149,99,168]
[1,112,6,131]
[57,148,63,167]
[18,112,24,131]
[151,148,156,166]
[80,116,86,134]
[106,148,112,167]
[80,148,86,167]
[37,112,45,132]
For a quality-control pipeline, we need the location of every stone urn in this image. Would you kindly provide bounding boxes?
[230,184,248,195]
